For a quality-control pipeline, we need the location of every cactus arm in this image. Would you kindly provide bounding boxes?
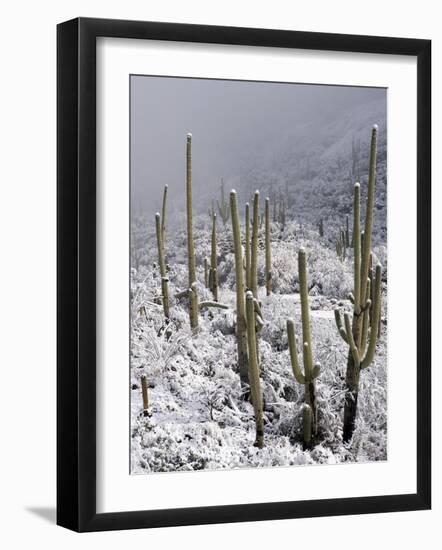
[199,301,229,310]
[361,264,382,369]
[251,191,260,299]
[175,288,189,299]
[359,126,378,306]
[255,315,264,333]
[253,297,263,320]
[286,319,306,384]
[360,276,371,350]
[334,309,349,343]
[353,182,361,313]
[312,362,321,379]
[344,313,360,366]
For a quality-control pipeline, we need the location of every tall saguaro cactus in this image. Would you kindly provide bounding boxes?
[209,212,219,301]
[230,190,249,386]
[155,212,170,318]
[265,197,272,296]
[186,133,198,330]
[161,184,168,243]
[334,125,382,442]
[246,291,264,448]
[250,191,260,299]
[245,203,251,289]
[286,249,321,448]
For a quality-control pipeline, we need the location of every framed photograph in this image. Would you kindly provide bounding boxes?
[57,17,431,532]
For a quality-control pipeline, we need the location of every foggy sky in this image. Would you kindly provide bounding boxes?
[130,76,385,215]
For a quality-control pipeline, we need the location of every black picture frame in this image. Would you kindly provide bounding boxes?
[57,17,431,532]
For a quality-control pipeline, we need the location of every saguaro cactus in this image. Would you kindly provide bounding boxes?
[161,184,168,243]
[204,256,209,288]
[318,218,324,237]
[217,178,230,225]
[246,291,264,448]
[250,191,260,299]
[155,212,170,318]
[209,212,219,301]
[286,248,321,448]
[265,197,272,296]
[141,374,149,416]
[186,133,198,329]
[334,125,382,442]
[245,202,251,289]
[230,190,249,386]
[345,214,350,247]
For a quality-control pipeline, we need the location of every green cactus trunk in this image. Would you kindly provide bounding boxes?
[251,191,260,299]
[141,374,149,416]
[246,291,264,448]
[298,248,318,435]
[204,256,209,288]
[245,203,251,289]
[210,212,218,301]
[265,197,272,296]
[186,133,198,330]
[161,184,168,244]
[230,190,249,387]
[155,212,170,318]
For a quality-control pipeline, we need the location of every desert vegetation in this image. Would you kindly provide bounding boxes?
[130,122,387,473]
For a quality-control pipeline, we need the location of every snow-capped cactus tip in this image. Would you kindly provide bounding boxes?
[155,212,160,218]
[230,189,237,195]
[187,132,192,138]
[299,246,305,254]
[354,182,360,188]
[372,124,378,131]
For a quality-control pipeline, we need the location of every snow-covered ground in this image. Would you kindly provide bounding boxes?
[130,217,387,474]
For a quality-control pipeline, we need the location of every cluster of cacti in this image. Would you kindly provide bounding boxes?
[217,178,230,225]
[334,125,382,442]
[143,125,384,451]
[230,190,266,443]
[286,249,321,448]
[174,135,227,329]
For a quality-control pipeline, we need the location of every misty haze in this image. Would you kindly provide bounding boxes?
[130,76,387,474]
